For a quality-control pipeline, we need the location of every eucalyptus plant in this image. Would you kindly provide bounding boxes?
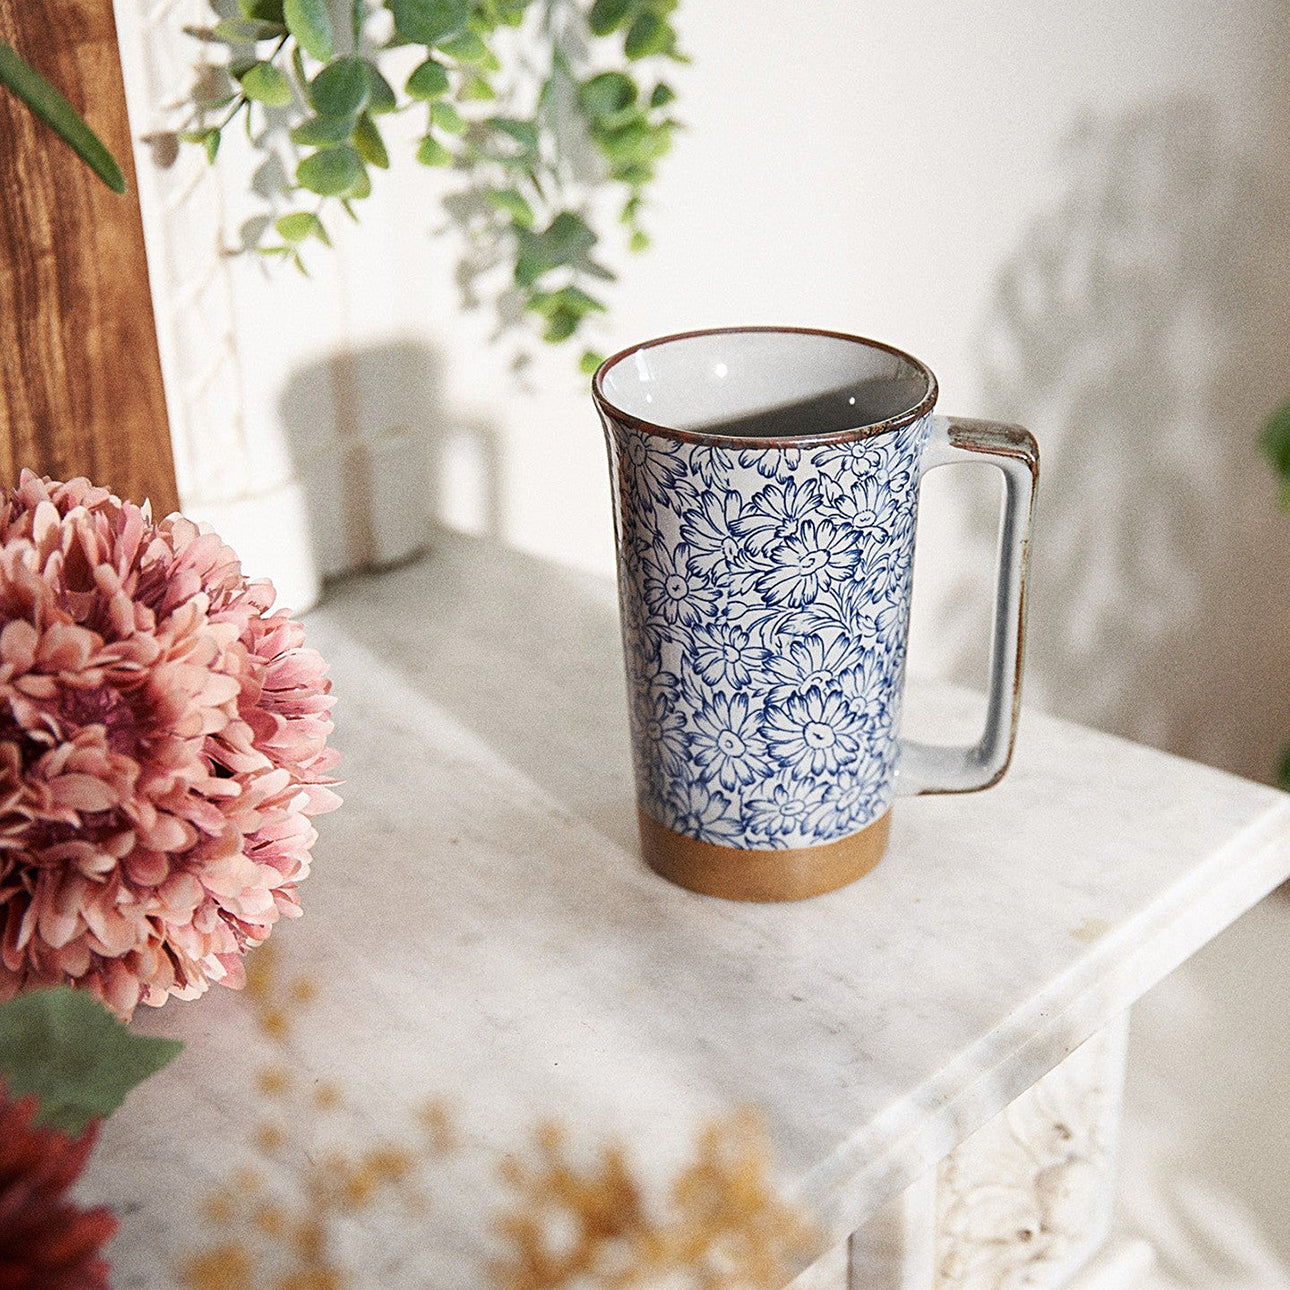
[181,0,684,366]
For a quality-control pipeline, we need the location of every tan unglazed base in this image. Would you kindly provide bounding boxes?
[637,807,892,902]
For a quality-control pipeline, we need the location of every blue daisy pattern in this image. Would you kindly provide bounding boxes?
[606,414,930,850]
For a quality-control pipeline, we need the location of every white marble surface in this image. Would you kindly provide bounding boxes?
[85,530,1290,1286]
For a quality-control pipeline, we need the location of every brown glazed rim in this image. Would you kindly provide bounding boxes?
[592,325,939,451]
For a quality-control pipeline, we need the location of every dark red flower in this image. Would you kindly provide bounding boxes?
[0,1082,117,1290]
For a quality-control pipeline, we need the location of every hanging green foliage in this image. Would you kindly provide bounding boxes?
[178,0,685,364]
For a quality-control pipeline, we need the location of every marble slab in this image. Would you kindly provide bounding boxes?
[84,530,1290,1287]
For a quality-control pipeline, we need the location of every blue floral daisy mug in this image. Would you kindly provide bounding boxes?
[593,327,1038,902]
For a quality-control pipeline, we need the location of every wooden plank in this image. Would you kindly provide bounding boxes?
[0,0,179,516]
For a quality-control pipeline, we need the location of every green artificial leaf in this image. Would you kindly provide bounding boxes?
[390,0,469,46]
[212,16,289,42]
[487,186,535,227]
[431,101,465,134]
[489,116,538,151]
[541,309,580,342]
[291,114,354,145]
[352,113,389,167]
[284,0,335,61]
[527,284,605,317]
[579,349,606,376]
[588,0,638,36]
[348,163,373,198]
[416,133,453,166]
[624,11,672,59]
[0,43,126,194]
[406,58,450,99]
[296,144,362,194]
[439,31,499,69]
[238,60,294,106]
[1260,400,1290,507]
[0,989,183,1136]
[650,81,675,108]
[542,210,597,261]
[363,61,398,114]
[596,118,670,166]
[579,71,636,120]
[276,210,331,243]
[310,56,369,117]
[240,0,287,19]
[514,211,598,286]
[512,241,552,287]
[459,73,496,101]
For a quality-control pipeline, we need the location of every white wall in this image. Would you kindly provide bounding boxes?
[408,0,1290,783]
[124,1,1290,783]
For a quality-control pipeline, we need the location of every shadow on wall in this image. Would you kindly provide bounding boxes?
[949,96,1290,783]
[277,339,505,581]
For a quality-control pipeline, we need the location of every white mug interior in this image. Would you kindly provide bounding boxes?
[597,328,934,439]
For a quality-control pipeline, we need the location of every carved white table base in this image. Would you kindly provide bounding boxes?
[844,1014,1130,1290]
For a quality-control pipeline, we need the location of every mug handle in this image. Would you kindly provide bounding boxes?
[894,415,1039,796]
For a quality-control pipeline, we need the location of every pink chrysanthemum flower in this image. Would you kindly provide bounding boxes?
[0,472,339,1020]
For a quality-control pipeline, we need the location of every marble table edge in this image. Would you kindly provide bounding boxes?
[787,796,1290,1249]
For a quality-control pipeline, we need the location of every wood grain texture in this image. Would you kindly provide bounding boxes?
[0,0,179,515]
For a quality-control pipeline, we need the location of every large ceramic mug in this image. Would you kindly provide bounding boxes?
[593,327,1038,902]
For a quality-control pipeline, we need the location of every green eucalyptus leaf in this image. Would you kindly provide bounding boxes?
[579,71,636,119]
[390,0,469,46]
[212,16,289,42]
[291,114,355,145]
[275,210,331,243]
[439,31,499,69]
[629,228,649,252]
[542,309,580,343]
[204,128,222,161]
[542,210,597,261]
[240,0,287,19]
[527,285,605,317]
[406,58,450,99]
[486,186,534,227]
[588,0,638,36]
[489,116,538,152]
[238,60,294,106]
[431,101,465,134]
[650,81,675,108]
[459,73,496,101]
[363,61,398,113]
[612,160,653,186]
[352,114,390,167]
[0,989,183,1136]
[579,349,606,376]
[284,0,335,61]
[296,144,362,194]
[311,57,369,117]
[348,163,373,198]
[416,133,453,166]
[596,118,671,166]
[0,43,127,193]
[624,11,672,59]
